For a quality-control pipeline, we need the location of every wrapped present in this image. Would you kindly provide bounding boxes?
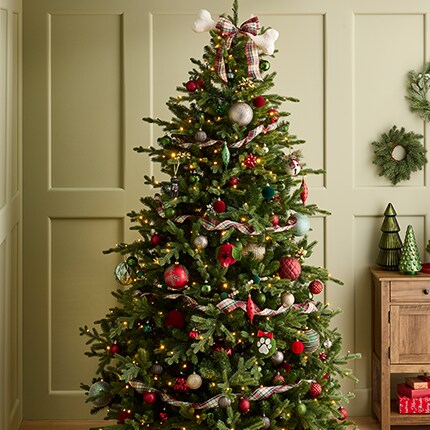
[398,394,430,414]
[406,377,428,389]
[398,384,430,398]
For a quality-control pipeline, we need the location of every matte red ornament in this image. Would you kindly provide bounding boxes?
[163,263,189,289]
[300,178,308,204]
[247,295,256,324]
[217,243,237,268]
[338,407,348,420]
[282,362,292,372]
[213,199,226,213]
[244,153,257,169]
[278,257,301,280]
[110,344,120,355]
[185,80,197,92]
[308,381,322,398]
[143,392,156,404]
[323,373,330,380]
[238,398,251,413]
[189,329,199,339]
[150,233,162,246]
[227,177,239,186]
[118,410,132,423]
[252,96,265,108]
[165,310,185,329]
[272,214,279,227]
[196,77,205,88]
[309,279,324,295]
[291,340,304,355]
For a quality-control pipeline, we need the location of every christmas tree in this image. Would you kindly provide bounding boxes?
[398,225,422,275]
[80,3,360,429]
[376,203,403,271]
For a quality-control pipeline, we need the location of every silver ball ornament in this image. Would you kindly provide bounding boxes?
[187,373,202,390]
[228,102,253,126]
[150,363,163,375]
[218,396,231,409]
[281,292,295,307]
[193,235,208,249]
[88,381,112,407]
[262,416,271,429]
[271,350,284,366]
[324,339,333,349]
[194,130,207,142]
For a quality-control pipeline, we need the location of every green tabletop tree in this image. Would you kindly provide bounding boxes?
[80,3,359,429]
[399,225,422,275]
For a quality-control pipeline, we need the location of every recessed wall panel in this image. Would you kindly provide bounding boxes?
[354,14,425,187]
[268,14,325,188]
[0,239,6,422]
[50,14,123,188]
[11,12,19,196]
[0,9,7,209]
[50,218,122,391]
[306,216,325,268]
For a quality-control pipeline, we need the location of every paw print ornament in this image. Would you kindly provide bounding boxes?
[253,330,276,358]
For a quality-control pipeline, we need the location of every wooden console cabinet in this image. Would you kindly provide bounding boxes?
[370,268,430,428]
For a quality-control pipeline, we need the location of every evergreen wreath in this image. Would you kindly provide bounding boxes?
[406,62,430,121]
[372,125,427,185]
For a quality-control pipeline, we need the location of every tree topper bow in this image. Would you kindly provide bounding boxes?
[193,9,279,84]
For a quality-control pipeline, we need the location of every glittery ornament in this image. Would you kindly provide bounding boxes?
[308,381,322,398]
[159,411,168,422]
[218,396,231,409]
[88,381,112,407]
[291,340,304,355]
[194,130,207,142]
[228,102,253,126]
[244,153,257,169]
[267,108,279,123]
[309,279,324,295]
[213,199,226,213]
[187,373,202,390]
[272,373,285,385]
[185,80,197,92]
[278,257,301,280]
[271,350,284,366]
[151,363,163,375]
[324,339,333,349]
[303,329,320,353]
[222,143,230,167]
[193,235,208,249]
[238,398,250,413]
[114,262,134,286]
[300,178,308,204]
[243,243,266,261]
[281,291,295,307]
[289,213,310,236]
[163,263,189,289]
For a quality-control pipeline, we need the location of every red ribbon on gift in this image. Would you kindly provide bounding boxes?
[257,330,273,339]
[215,16,262,84]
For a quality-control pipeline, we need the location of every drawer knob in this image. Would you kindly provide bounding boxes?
[424,289,430,295]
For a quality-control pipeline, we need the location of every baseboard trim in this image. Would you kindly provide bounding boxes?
[19,420,117,430]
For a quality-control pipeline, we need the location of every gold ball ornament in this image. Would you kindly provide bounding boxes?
[187,373,203,390]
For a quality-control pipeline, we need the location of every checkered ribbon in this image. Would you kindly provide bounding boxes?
[215,16,262,83]
[176,122,278,149]
[155,209,295,235]
[129,379,311,409]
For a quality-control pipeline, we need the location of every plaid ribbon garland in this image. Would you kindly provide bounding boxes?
[215,16,262,83]
[176,122,278,150]
[155,208,295,235]
[129,379,311,409]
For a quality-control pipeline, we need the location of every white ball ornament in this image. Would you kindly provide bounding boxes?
[228,102,254,126]
[324,339,333,349]
[193,235,208,249]
[281,292,295,307]
[187,373,203,390]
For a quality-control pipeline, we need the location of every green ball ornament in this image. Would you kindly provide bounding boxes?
[262,185,275,200]
[164,208,176,218]
[159,135,171,145]
[254,292,266,307]
[297,403,307,416]
[88,381,112,407]
[253,333,276,358]
[260,60,271,71]
[220,292,228,300]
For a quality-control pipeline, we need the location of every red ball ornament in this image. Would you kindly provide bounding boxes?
[272,214,279,227]
[163,263,189,289]
[323,373,330,380]
[213,199,226,213]
[118,410,132,423]
[267,108,279,123]
[282,362,292,372]
[252,96,265,108]
[196,77,205,88]
[189,329,199,339]
[110,344,120,355]
[308,381,322,398]
[272,373,285,385]
[165,309,185,329]
[291,340,304,355]
[238,398,250,413]
[185,80,197,92]
[227,177,239,187]
[309,279,324,295]
[338,407,348,420]
[279,257,301,280]
[143,392,156,404]
[150,233,162,246]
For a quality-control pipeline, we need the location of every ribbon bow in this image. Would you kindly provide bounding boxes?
[215,16,262,83]
[257,330,273,339]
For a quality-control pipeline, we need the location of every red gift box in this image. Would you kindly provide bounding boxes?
[418,375,430,385]
[398,394,430,414]
[398,384,430,398]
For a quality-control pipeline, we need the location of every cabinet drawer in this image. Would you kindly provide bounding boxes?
[391,281,430,302]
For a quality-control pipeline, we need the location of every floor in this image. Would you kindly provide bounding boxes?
[17,417,430,429]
